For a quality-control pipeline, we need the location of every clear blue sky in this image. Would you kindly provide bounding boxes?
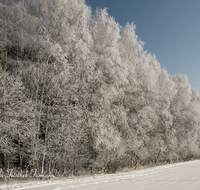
[86,0,200,91]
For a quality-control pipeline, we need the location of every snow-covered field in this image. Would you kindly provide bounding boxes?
[1,160,200,190]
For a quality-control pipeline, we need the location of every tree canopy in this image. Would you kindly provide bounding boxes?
[0,0,200,175]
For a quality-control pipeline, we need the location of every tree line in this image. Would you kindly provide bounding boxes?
[0,0,200,176]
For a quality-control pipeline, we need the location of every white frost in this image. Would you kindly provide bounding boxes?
[1,160,200,190]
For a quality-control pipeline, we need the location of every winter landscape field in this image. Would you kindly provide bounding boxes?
[1,160,200,190]
[1,0,200,189]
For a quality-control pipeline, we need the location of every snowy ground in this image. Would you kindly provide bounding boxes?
[1,160,200,190]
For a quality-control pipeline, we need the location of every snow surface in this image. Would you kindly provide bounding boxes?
[1,160,200,190]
